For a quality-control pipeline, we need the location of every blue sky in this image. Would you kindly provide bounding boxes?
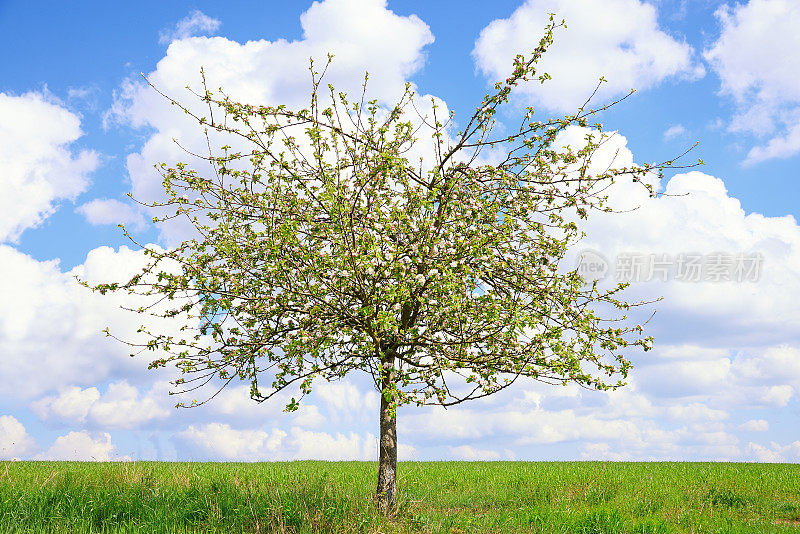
[1,0,799,462]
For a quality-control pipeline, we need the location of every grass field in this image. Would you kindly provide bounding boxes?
[1,460,799,533]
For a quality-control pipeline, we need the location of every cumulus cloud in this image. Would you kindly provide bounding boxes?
[0,244,192,401]
[287,428,375,461]
[666,403,728,423]
[174,423,286,461]
[35,431,118,461]
[173,423,383,461]
[759,385,794,407]
[400,397,742,461]
[314,379,379,423]
[120,0,433,128]
[704,0,800,164]
[0,415,38,459]
[31,386,100,424]
[581,443,638,461]
[555,126,800,347]
[733,345,800,387]
[738,419,769,432]
[110,0,434,245]
[0,92,98,242]
[159,10,221,44]
[316,380,378,411]
[292,405,326,429]
[76,198,148,232]
[473,0,703,112]
[32,381,171,429]
[746,440,800,462]
[551,126,800,420]
[194,385,287,424]
[448,445,502,461]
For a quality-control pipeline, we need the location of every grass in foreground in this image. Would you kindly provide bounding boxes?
[1,461,799,533]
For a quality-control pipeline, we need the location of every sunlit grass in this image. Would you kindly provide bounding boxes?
[1,461,799,532]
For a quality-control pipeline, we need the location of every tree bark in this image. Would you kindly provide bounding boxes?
[375,353,397,513]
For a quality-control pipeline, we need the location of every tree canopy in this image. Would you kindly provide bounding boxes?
[87,17,691,511]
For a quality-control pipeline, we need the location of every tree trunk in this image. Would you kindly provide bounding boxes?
[375,354,397,513]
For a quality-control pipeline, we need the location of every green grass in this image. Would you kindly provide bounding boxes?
[1,461,799,533]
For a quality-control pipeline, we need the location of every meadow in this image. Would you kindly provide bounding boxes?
[1,460,798,533]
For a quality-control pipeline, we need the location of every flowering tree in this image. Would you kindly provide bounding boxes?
[89,18,686,511]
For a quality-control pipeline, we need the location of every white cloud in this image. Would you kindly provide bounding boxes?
[173,423,379,461]
[666,403,728,423]
[704,0,800,164]
[744,123,800,163]
[89,381,171,429]
[203,385,285,419]
[159,10,221,44]
[733,345,800,385]
[0,415,38,459]
[663,124,687,140]
[292,404,326,429]
[314,379,379,422]
[174,423,286,461]
[32,381,171,429]
[111,0,434,245]
[555,127,800,347]
[636,358,734,398]
[473,0,703,112]
[448,445,502,461]
[35,431,117,461]
[759,385,793,407]
[704,0,800,105]
[581,443,637,461]
[402,404,664,447]
[31,386,100,424]
[122,0,432,128]
[738,419,769,432]
[601,388,658,419]
[747,442,784,462]
[0,244,192,401]
[286,427,375,460]
[398,443,417,460]
[746,440,800,462]
[0,92,98,242]
[542,127,800,435]
[76,198,148,231]
[400,398,744,461]
[580,433,741,462]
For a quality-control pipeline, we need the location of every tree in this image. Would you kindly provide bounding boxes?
[88,17,686,512]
